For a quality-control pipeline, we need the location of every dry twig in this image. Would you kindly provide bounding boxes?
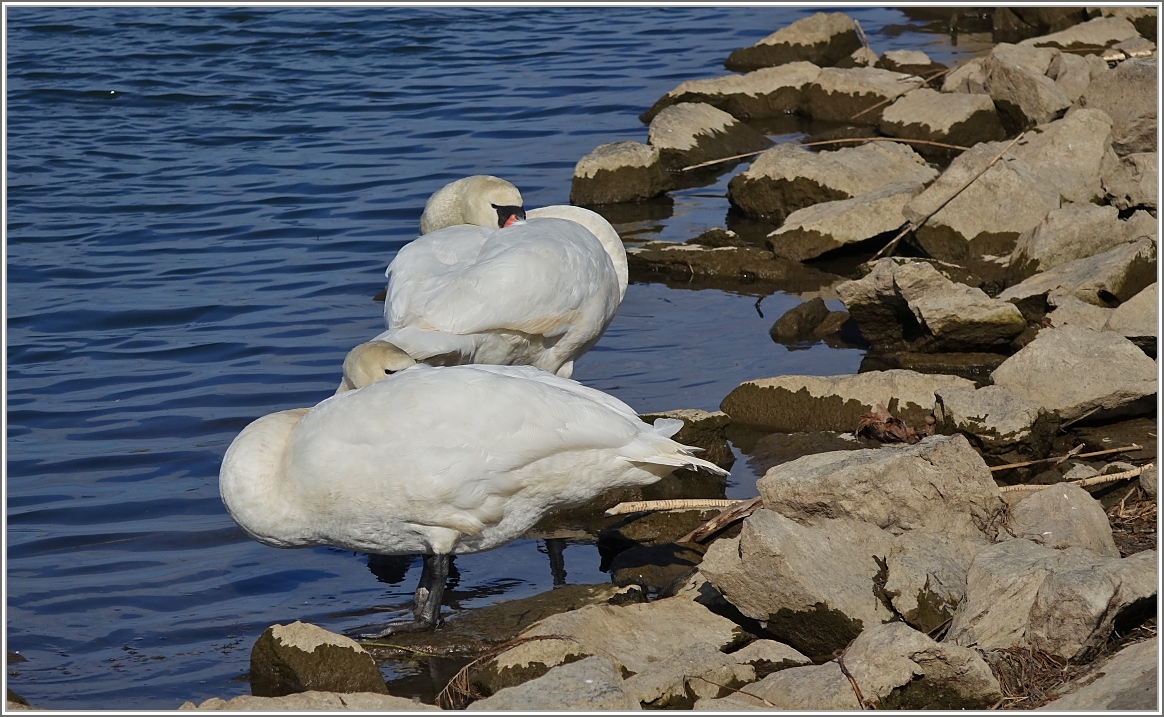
[604,498,742,516]
[989,444,1140,472]
[998,462,1153,493]
[679,496,764,543]
[679,136,970,172]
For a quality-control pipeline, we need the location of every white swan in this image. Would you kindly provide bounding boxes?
[221,357,727,637]
[366,176,628,381]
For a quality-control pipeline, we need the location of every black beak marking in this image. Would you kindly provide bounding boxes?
[492,204,525,228]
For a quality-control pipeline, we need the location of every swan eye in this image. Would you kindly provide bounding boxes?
[492,204,525,228]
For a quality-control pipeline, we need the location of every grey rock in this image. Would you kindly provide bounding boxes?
[990,325,1158,424]
[999,238,1157,319]
[768,296,831,343]
[570,141,670,205]
[844,622,1002,709]
[876,49,942,77]
[1077,57,1157,155]
[1007,203,1127,282]
[1037,638,1158,711]
[729,640,812,670]
[1019,16,1141,51]
[621,643,753,707]
[1048,51,1093,103]
[837,258,1027,352]
[179,691,436,711]
[934,384,1059,458]
[836,45,879,69]
[693,662,861,710]
[468,656,639,711]
[647,102,772,170]
[766,181,923,261]
[884,532,988,633]
[248,622,387,698]
[1046,294,1112,330]
[725,11,862,72]
[1140,463,1158,499]
[757,434,1006,541]
[720,369,974,433]
[982,46,1071,130]
[878,88,1006,149]
[1114,35,1158,59]
[625,241,841,287]
[1010,108,1114,205]
[699,513,894,656]
[941,57,987,94]
[1103,151,1158,210]
[947,540,1158,661]
[728,140,937,223]
[641,62,821,123]
[1106,282,1158,350]
[1122,209,1158,243]
[990,42,1061,77]
[1007,483,1121,557]
[1100,7,1159,42]
[803,66,919,124]
[904,141,1061,263]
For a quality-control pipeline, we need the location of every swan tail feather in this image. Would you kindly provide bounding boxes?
[650,418,684,439]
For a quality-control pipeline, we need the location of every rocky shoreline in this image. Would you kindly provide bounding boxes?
[9,7,1157,712]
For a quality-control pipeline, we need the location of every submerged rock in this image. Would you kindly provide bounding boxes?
[728,141,937,223]
[626,241,840,289]
[570,140,671,205]
[720,369,973,433]
[248,622,387,698]
[933,384,1059,459]
[990,325,1158,424]
[878,88,1006,150]
[803,66,919,124]
[641,62,821,123]
[725,12,862,72]
[767,297,831,343]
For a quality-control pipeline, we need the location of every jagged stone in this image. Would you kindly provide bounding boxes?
[1077,58,1158,155]
[766,181,922,261]
[843,622,1003,709]
[1007,484,1121,557]
[884,532,988,633]
[878,88,1006,151]
[725,12,862,72]
[728,140,937,222]
[468,656,639,711]
[621,643,753,707]
[876,49,944,77]
[1037,638,1158,710]
[999,238,1157,319]
[837,259,1027,352]
[1103,151,1158,210]
[1048,51,1093,102]
[720,369,974,433]
[699,512,895,656]
[768,296,831,342]
[942,57,987,94]
[983,45,1071,130]
[1010,109,1114,205]
[640,63,821,123]
[693,662,862,710]
[1123,209,1158,243]
[1007,203,1128,282]
[570,141,670,205]
[248,622,387,698]
[1106,282,1157,351]
[757,434,1006,540]
[934,384,1059,458]
[990,325,1157,424]
[1045,295,1110,328]
[1019,16,1141,51]
[647,102,772,169]
[1140,464,1158,499]
[803,66,919,124]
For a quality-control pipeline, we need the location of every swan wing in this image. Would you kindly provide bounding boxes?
[385,225,491,329]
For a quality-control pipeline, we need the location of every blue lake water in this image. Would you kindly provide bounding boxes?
[5,6,987,709]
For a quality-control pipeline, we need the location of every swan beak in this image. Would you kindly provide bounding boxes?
[495,205,525,228]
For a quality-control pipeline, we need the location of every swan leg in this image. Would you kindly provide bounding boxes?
[349,553,450,640]
[546,538,567,587]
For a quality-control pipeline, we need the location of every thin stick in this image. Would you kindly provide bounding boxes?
[998,463,1152,493]
[836,652,868,710]
[604,498,742,516]
[990,444,1141,472]
[869,131,1026,261]
[854,19,871,52]
[679,495,764,543]
[849,65,956,121]
[679,136,969,172]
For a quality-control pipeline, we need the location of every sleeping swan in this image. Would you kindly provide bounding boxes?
[221,358,726,638]
[367,176,628,380]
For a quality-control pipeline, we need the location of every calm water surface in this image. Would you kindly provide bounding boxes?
[6,6,984,709]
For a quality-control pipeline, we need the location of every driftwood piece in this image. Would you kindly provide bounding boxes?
[998,462,1153,493]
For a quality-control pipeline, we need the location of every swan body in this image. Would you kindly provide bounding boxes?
[221,362,726,634]
[366,177,628,381]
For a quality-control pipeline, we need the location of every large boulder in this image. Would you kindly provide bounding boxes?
[570,141,670,205]
[1007,203,1129,282]
[933,384,1059,459]
[947,541,1156,661]
[803,66,919,124]
[837,259,1028,352]
[1007,483,1121,557]
[1099,6,1159,42]
[720,369,974,433]
[728,141,937,222]
[1076,58,1158,156]
[1010,109,1114,205]
[248,622,387,697]
[725,12,862,72]
[1048,51,1095,103]
[1019,15,1141,51]
[999,238,1157,319]
[990,325,1157,424]
[647,102,772,170]
[756,434,1006,540]
[467,656,640,711]
[1037,638,1158,710]
[878,88,1006,150]
[641,63,821,123]
[766,182,922,261]
[1103,151,1158,211]
[699,512,895,656]
[982,45,1071,130]
[884,532,989,633]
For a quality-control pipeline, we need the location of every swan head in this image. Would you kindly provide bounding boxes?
[336,341,417,393]
[419,175,525,234]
